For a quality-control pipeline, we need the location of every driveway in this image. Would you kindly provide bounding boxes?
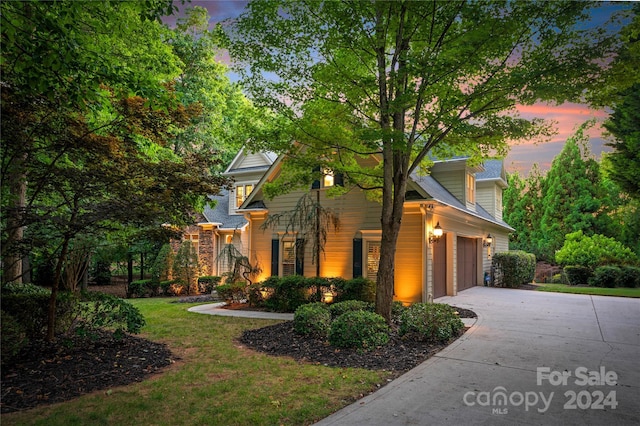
[315,287,640,425]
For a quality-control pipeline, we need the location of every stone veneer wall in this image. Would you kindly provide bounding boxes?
[170,225,216,276]
[198,228,214,276]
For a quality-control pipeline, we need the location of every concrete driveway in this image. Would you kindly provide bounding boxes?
[315,287,640,426]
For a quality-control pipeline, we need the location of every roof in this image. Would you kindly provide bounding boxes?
[476,160,502,180]
[201,190,248,231]
[409,172,514,231]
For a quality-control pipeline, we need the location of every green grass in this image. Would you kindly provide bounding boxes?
[535,283,640,298]
[2,298,391,426]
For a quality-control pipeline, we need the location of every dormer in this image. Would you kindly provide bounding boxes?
[476,160,508,221]
[223,147,276,215]
[430,158,483,211]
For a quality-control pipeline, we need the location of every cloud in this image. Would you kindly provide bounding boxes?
[505,103,611,175]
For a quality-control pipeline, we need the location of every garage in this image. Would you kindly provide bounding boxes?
[433,235,447,298]
[457,236,477,291]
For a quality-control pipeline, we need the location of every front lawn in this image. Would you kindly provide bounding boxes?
[535,284,640,298]
[2,298,391,426]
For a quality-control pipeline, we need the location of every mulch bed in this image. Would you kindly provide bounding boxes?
[1,330,175,414]
[240,306,477,373]
[0,284,476,415]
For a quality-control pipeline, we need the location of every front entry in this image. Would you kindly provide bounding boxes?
[457,236,477,291]
[433,235,447,298]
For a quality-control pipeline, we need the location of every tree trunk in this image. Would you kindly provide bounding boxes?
[4,153,27,285]
[47,236,70,341]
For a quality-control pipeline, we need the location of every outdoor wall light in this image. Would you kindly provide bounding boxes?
[483,234,493,247]
[429,222,443,244]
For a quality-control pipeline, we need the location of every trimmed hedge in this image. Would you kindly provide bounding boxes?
[198,276,222,294]
[564,265,593,286]
[399,303,464,343]
[491,251,536,288]
[561,265,640,288]
[328,310,389,350]
[333,277,376,303]
[620,266,640,288]
[0,291,75,338]
[293,303,331,337]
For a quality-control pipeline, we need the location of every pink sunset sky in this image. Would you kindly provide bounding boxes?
[165,1,627,176]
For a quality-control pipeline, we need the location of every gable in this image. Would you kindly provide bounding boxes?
[224,147,276,176]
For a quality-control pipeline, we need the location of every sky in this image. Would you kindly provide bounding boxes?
[164,1,631,176]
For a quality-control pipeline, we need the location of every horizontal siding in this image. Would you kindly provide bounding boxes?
[394,211,423,303]
[431,170,464,202]
[238,152,270,169]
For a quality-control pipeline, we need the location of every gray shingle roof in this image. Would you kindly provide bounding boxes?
[476,160,503,180]
[409,172,513,231]
[201,190,248,230]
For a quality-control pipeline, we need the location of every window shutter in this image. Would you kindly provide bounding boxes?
[311,166,320,189]
[334,172,344,187]
[352,238,362,278]
[271,238,279,277]
[295,238,304,275]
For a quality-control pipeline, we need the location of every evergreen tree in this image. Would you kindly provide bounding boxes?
[172,240,200,295]
[537,125,610,260]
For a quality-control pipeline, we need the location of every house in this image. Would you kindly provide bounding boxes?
[184,147,513,303]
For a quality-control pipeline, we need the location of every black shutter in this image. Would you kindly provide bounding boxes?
[295,238,304,275]
[353,238,363,278]
[271,238,279,277]
[334,173,344,187]
[311,166,320,189]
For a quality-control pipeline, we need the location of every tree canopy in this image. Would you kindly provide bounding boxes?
[228,0,626,321]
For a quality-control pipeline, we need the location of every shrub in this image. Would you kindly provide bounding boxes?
[491,251,536,288]
[216,282,246,303]
[555,231,638,269]
[198,276,222,294]
[304,277,333,302]
[328,299,374,319]
[293,303,331,337]
[563,266,592,286]
[328,310,389,350]
[619,266,640,288]
[399,303,464,343]
[391,301,407,320]
[261,276,311,312]
[172,240,200,295]
[246,283,265,307]
[151,243,174,283]
[333,277,376,303]
[1,310,28,366]
[1,288,75,338]
[76,292,146,337]
[589,266,622,288]
[128,279,153,298]
[551,273,565,284]
[159,280,175,296]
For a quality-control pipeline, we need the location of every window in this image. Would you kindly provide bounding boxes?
[282,241,296,276]
[466,173,476,204]
[235,184,254,208]
[225,234,233,245]
[184,233,199,252]
[366,241,381,281]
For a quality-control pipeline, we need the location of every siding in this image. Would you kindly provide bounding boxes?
[431,170,464,202]
[237,152,271,169]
